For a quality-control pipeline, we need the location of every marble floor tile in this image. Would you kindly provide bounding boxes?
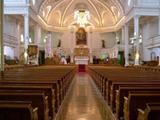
[56,73,107,120]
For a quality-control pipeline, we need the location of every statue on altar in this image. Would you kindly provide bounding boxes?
[76,28,87,45]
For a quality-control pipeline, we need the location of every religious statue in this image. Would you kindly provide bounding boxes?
[76,28,87,45]
[101,40,105,48]
[57,39,61,47]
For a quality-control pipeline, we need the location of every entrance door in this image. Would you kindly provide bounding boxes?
[118,51,125,66]
[38,50,45,65]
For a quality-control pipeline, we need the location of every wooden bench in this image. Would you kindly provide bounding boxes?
[124,91,160,120]
[109,80,160,111]
[0,80,60,113]
[0,90,48,120]
[88,66,160,120]
[0,101,38,120]
[0,84,55,119]
[137,103,160,120]
[115,85,160,119]
[0,66,76,119]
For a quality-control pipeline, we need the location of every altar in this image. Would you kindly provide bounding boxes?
[74,56,89,65]
[74,46,89,65]
[74,56,89,72]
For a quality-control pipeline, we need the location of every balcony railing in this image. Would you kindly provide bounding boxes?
[135,0,160,8]
[4,0,28,5]
[146,35,160,48]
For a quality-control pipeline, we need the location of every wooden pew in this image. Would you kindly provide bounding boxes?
[116,85,160,119]
[109,80,160,111]
[124,91,160,120]
[137,103,160,120]
[0,84,55,119]
[0,101,38,120]
[0,90,49,120]
[88,66,160,100]
[88,66,160,120]
[0,65,76,118]
[0,80,60,113]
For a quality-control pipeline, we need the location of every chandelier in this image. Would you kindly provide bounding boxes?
[74,9,90,27]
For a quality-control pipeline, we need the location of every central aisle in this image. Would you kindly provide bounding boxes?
[56,73,106,120]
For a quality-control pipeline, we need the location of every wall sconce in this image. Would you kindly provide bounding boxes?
[44,38,46,43]
[139,35,142,43]
[44,36,48,43]
[21,34,24,43]
[29,37,32,43]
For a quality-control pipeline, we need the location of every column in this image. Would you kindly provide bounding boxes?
[134,15,140,65]
[159,56,160,66]
[116,32,120,44]
[89,31,93,63]
[34,24,41,46]
[47,32,52,57]
[70,29,74,63]
[24,14,29,64]
[159,12,160,65]
[158,16,160,35]
[122,25,125,45]
[0,0,4,72]
[124,24,129,66]
[34,25,41,65]
[16,22,21,59]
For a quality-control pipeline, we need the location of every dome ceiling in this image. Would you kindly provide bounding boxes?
[36,0,124,30]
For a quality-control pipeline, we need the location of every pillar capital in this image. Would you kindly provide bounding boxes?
[124,22,130,27]
[134,15,140,19]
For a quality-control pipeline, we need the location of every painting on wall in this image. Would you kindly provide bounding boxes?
[76,28,87,45]
[27,45,38,57]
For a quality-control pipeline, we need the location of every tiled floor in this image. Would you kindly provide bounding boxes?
[56,73,107,120]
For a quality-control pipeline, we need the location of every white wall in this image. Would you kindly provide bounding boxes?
[4,46,14,59]
[3,15,20,58]
[91,32,101,49]
[100,32,116,49]
[151,48,160,60]
[4,15,18,37]
[52,32,63,48]
[142,17,159,61]
[61,31,71,49]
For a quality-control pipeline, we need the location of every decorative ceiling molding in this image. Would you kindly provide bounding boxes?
[112,0,124,15]
[60,0,74,27]
[94,0,116,23]
[60,0,102,27]
[37,0,125,30]
[87,0,102,26]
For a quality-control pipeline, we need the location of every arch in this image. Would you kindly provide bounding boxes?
[151,52,156,61]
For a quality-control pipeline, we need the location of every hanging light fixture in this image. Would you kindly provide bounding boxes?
[74,9,90,27]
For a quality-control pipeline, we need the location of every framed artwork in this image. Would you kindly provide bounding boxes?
[76,28,87,45]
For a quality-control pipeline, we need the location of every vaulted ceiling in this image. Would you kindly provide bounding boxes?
[32,0,125,30]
